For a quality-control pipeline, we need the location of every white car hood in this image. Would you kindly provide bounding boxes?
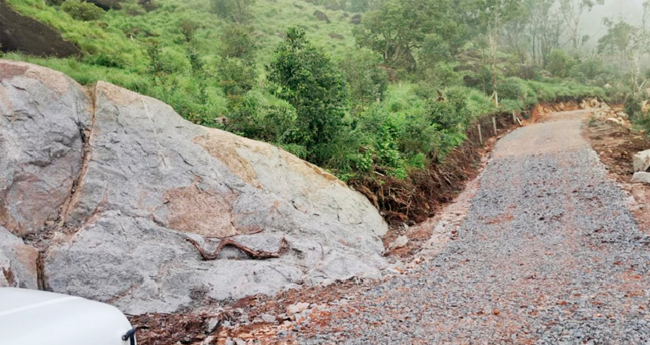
[0,288,133,345]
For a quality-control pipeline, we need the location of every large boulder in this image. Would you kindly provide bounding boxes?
[0,61,91,237]
[0,1,80,58]
[0,60,388,315]
[633,150,650,173]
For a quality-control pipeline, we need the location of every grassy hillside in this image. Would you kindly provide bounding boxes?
[5,0,356,79]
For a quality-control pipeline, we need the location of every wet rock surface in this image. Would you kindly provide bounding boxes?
[288,111,650,343]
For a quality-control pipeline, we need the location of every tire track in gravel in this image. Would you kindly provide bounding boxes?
[292,110,650,344]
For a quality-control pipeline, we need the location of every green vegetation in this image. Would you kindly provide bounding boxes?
[61,0,104,21]
[6,0,639,193]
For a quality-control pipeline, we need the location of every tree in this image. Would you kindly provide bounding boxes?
[179,18,199,43]
[558,0,604,57]
[418,34,452,70]
[353,0,457,71]
[475,0,524,102]
[526,0,563,66]
[339,48,388,104]
[598,19,637,65]
[218,24,258,101]
[211,0,255,22]
[267,28,348,148]
[501,2,531,63]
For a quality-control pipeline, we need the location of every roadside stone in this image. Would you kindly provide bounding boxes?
[388,236,409,250]
[633,150,650,172]
[286,302,310,316]
[259,313,276,323]
[631,172,650,185]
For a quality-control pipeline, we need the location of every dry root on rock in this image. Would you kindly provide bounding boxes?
[186,237,290,261]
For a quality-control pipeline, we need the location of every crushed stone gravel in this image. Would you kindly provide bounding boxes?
[288,111,650,344]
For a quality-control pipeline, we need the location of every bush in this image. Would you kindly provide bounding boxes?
[179,18,199,43]
[225,91,298,143]
[339,48,388,104]
[546,49,575,78]
[267,28,348,149]
[497,77,536,106]
[218,58,257,99]
[146,42,190,75]
[211,0,255,22]
[220,24,257,61]
[61,0,104,21]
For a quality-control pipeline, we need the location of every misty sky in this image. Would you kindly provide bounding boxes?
[582,0,645,38]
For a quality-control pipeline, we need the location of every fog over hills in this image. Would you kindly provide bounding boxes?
[581,0,645,49]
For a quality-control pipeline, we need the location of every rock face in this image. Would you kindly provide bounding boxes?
[0,1,80,58]
[0,60,388,315]
[313,10,330,23]
[633,150,650,173]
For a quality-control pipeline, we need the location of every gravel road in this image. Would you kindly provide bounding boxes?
[294,111,650,344]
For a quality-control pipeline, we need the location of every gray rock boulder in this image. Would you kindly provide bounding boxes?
[0,60,91,237]
[633,150,650,173]
[0,60,388,315]
[0,1,81,58]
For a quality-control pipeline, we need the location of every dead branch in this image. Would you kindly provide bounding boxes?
[186,236,290,261]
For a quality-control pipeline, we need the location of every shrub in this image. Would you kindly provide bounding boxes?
[267,28,348,149]
[497,77,536,107]
[339,48,388,103]
[546,49,575,78]
[218,58,257,99]
[211,0,255,22]
[61,0,104,21]
[179,18,199,43]
[220,24,257,61]
[225,91,297,143]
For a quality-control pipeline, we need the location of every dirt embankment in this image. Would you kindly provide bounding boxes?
[583,109,650,231]
[0,0,80,57]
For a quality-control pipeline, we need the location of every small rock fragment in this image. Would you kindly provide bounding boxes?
[286,302,310,316]
[632,172,650,185]
[389,236,409,250]
[633,150,650,172]
[259,313,276,323]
